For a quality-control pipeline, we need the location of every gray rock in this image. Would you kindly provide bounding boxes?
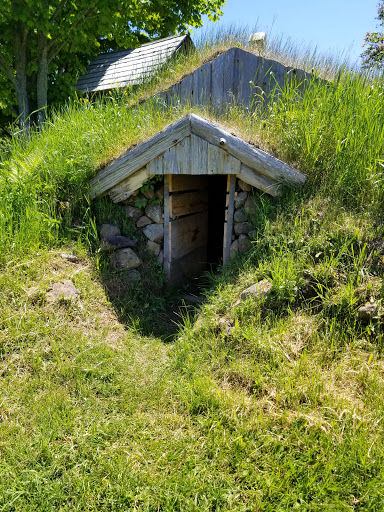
[100,224,120,240]
[124,205,143,222]
[155,185,165,200]
[101,235,136,252]
[136,215,152,228]
[157,249,164,264]
[47,280,80,302]
[235,191,248,209]
[60,253,79,263]
[145,204,163,224]
[234,222,251,235]
[241,279,272,301]
[357,302,380,323]
[143,224,164,243]
[111,248,142,270]
[126,269,141,283]
[238,179,252,192]
[244,197,256,215]
[230,239,239,260]
[238,234,252,254]
[234,209,247,223]
[248,230,258,240]
[147,240,161,256]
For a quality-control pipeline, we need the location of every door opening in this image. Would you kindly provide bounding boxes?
[207,175,228,268]
[165,174,231,285]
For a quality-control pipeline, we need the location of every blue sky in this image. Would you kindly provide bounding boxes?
[194,0,379,65]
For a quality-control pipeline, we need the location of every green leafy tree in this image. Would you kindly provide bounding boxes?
[0,0,224,129]
[362,1,384,67]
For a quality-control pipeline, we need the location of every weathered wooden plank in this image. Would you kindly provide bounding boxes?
[163,175,170,278]
[207,144,238,175]
[192,61,212,106]
[223,174,236,264]
[238,163,281,196]
[190,114,306,186]
[90,116,191,198]
[235,48,260,108]
[169,174,207,193]
[108,167,149,203]
[169,212,208,260]
[222,47,236,105]
[211,52,225,112]
[162,146,178,174]
[179,72,193,106]
[224,153,241,175]
[175,136,191,174]
[208,143,224,175]
[147,154,163,175]
[168,246,208,286]
[190,134,208,174]
[169,190,208,219]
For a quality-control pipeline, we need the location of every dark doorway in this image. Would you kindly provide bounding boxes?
[165,174,229,285]
[207,175,228,267]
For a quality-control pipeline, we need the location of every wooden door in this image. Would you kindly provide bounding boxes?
[164,175,209,285]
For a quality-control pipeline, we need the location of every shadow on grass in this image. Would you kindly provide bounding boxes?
[94,188,301,341]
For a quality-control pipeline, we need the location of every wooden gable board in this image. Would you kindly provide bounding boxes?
[90,113,305,200]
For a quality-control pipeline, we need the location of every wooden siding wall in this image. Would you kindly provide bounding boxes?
[156,47,313,113]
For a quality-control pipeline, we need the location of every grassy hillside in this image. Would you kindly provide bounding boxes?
[1,35,384,510]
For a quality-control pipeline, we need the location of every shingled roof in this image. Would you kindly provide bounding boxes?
[76,34,193,93]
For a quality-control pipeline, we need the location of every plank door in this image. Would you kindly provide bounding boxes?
[164,175,209,285]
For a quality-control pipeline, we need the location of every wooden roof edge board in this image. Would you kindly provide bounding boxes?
[238,164,280,197]
[90,115,192,199]
[189,114,306,187]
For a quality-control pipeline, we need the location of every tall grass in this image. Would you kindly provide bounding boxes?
[0,29,383,265]
[260,68,384,212]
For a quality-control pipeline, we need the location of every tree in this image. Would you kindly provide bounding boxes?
[0,0,224,129]
[362,2,384,67]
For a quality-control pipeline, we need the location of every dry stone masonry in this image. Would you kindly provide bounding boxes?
[98,176,260,282]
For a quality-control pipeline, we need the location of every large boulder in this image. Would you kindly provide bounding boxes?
[238,179,252,192]
[147,240,161,256]
[100,224,120,240]
[238,234,252,253]
[145,204,163,224]
[143,224,164,243]
[124,205,143,222]
[241,279,272,301]
[47,280,80,302]
[136,215,152,228]
[357,302,380,323]
[111,248,142,270]
[101,235,136,252]
[230,239,239,260]
[234,222,251,235]
[234,209,247,223]
[235,191,248,209]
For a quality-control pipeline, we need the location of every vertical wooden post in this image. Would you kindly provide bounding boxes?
[163,175,170,279]
[223,174,236,264]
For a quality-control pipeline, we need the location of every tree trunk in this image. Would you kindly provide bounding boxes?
[37,32,48,127]
[13,23,29,131]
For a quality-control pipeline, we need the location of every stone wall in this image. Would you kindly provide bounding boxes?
[98,176,258,279]
[229,179,256,260]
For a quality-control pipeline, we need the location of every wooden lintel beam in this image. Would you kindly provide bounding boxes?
[238,163,281,197]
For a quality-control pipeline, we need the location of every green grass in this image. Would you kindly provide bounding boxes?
[1,31,384,510]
